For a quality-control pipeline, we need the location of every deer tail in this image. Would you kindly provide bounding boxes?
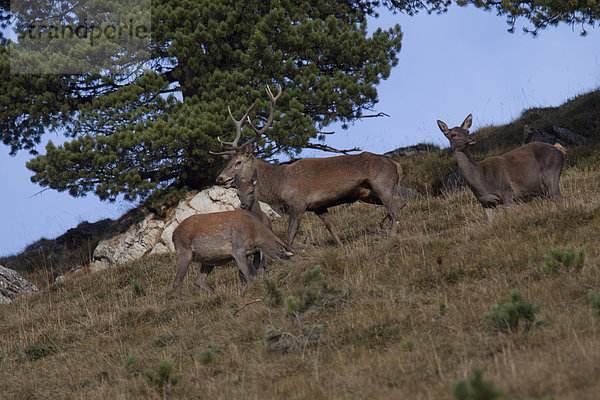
[553,143,566,155]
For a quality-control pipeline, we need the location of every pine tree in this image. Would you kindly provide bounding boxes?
[1,0,402,202]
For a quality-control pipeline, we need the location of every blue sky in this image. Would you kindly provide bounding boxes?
[1,6,599,256]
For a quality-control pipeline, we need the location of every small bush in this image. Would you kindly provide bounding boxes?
[197,345,216,364]
[125,354,135,373]
[153,333,182,348]
[130,279,146,296]
[484,289,545,333]
[301,265,324,286]
[24,342,58,361]
[264,279,282,307]
[589,291,600,317]
[453,367,503,400]
[144,360,182,397]
[541,247,585,274]
[265,324,324,353]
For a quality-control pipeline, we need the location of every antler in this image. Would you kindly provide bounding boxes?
[211,85,281,155]
[247,84,282,136]
[210,101,257,155]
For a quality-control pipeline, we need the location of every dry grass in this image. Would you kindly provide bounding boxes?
[1,162,600,399]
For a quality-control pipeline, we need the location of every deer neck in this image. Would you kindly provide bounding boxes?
[454,149,482,189]
[253,158,285,206]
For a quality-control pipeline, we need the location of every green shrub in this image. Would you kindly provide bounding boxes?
[24,342,58,361]
[130,279,146,296]
[144,360,182,395]
[125,354,135,373]
[264,279,283,307]
[484,289,545,332]
[589,291,600,317]
[152,333,182,348]
[541,247,585,274]
[197,345,216,364]
[453,367,503,400]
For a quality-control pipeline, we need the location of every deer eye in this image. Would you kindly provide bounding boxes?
[235,160,242,167]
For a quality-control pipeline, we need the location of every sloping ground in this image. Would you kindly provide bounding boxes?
[1,161,599,399]
[1,89,599,399]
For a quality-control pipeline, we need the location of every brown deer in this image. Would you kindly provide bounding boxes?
[171,210,293,297]
[214,85,405,247]
[437,114,565,221]
[234,169,270,276]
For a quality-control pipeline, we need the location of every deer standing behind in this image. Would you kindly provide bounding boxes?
[214,85,405,247]
[171,210,293,297]
[234,169,270,276]
[437,114,565,221]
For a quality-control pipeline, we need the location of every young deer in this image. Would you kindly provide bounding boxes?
[437,114,565,221]
[172,210,292,297]
[234,170,270,276]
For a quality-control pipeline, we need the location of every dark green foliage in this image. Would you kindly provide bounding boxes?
[301,265,324,286]
[125,354,135,373]
[589,291,600,317]
[265,324,324,353]
[541,247,585,275]
[380,0,600,35]
[130,279,146,296]
[198,345,216,364]
[2,0,402,203]
[452,367,503,400]
[484,289,545,333]
[24,342,58,361]
[143,360,182,390]
[152,333,182,348]
[264,278,283,307]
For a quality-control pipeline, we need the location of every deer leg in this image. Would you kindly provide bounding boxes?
[193,264,216,294]
[256,252,268,277]
[232,233,254,287]
[173,247,193,298]
[544,172,564,205]
[239,255,258,284]
[286,209,305,246]
[483,207,496,223]
[315,208,343,247]
[369,182,404,236]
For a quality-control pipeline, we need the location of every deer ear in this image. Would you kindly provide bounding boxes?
[251,169,258,185]
[437,120,450,137]
[461,114,473,130]
[234,174,242,188]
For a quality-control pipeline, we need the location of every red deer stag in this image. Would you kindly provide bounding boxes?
[172,210,293,297]
[234,169,270,276]
[437,114,565,221]
[214,85,405,246]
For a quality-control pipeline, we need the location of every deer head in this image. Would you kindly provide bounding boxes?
[437,114,476,151]
[234,169,258,211]
[215,85,281,187]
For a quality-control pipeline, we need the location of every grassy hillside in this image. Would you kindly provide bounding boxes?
[1,90,599,399]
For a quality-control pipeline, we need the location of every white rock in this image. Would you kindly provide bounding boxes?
[0,265,38,304]
[92,211,164,271]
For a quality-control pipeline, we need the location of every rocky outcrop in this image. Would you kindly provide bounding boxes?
[523,125,586,147]
[91,186,280,271]
[0,265,38,304]
[384,143,439,157]
[92,208,165,272]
